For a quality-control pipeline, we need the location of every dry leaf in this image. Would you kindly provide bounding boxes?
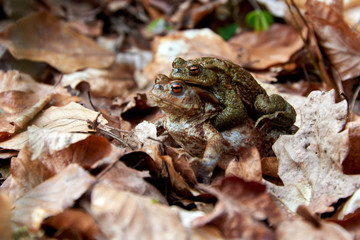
[99,161,167,204]
[225,147,262,182]
[43,209,103,240]
[165,146,198,185]
[127,120,159,149]
[261,156,280,178]
[0,91,52,140]
[141,143,194,197]
[12,164,96,231]
[90,183,188,240]
[0,70,52,93]
[0,192,12,240]
[143,28,245,84]
[277,216,352,240]
[342,121,360,174]
[2,127,114,200]
[266,90,360,213]
[61,66,135,98]
[0,12,114,73]
[337,188,360,220]
[331,189,360,239]
[0,102,107,151]
[229,24,304,69]
[0,70,70,141]
[192,176,284,239]
[305,0,360,81]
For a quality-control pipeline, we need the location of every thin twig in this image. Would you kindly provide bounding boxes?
[97,125,135,150]
[285,0,341,95]
[96,155,120,180]
[284,0,319,72]
[147,136,163,144]
[103,125,130,133]
[88,91,98,112]
[87,115,134,150]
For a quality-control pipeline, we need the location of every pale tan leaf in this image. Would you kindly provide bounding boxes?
[99,161,167,204]
[0,12,115,73]
[1,129,114,201]
[0,70,69,140]
[0,102,107,150]
[337,188,360,220]
[90,184,188,240]
[277,217,352,240]
[33,101,107,132]
[0,70,53,93]
[27,126,90,160]
[12,164,96,231]
[128,120,159,149]
[266,90,360,213]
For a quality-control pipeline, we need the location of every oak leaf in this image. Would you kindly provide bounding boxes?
[266,90,360,213]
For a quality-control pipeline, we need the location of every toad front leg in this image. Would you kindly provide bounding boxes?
[212,99,248,131]
[254,94,296,130]
[190,123,225,183]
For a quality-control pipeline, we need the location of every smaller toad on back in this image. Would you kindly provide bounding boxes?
[170,57,296,131]
[149,74,263,182]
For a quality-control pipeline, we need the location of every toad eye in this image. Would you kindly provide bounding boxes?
[188,65,200,75]
[171,83,183,93]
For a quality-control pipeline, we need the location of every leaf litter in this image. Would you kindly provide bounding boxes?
[0,0,360,239]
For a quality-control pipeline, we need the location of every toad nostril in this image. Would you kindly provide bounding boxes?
[172,68,180,74]
[155,84,164,90]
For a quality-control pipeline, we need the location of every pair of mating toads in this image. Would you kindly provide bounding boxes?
[149,57,296,183]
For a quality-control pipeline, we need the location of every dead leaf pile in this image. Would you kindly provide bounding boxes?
[1,0,360,239]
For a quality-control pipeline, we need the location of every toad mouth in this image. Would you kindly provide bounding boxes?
[150,94,188,110]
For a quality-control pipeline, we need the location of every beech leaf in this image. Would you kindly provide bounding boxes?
[90,184,188,240]
[0,12,115,73]
[0,102,107,151]
[11,164,96,231]
[305,0,360,81]
[0,192,12,240]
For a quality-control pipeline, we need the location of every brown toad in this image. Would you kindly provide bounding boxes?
[170,57,296,131]
[149,74,263,182]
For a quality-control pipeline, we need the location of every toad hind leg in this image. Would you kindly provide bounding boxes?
[190,123,225,183]
[254,94,296,130]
